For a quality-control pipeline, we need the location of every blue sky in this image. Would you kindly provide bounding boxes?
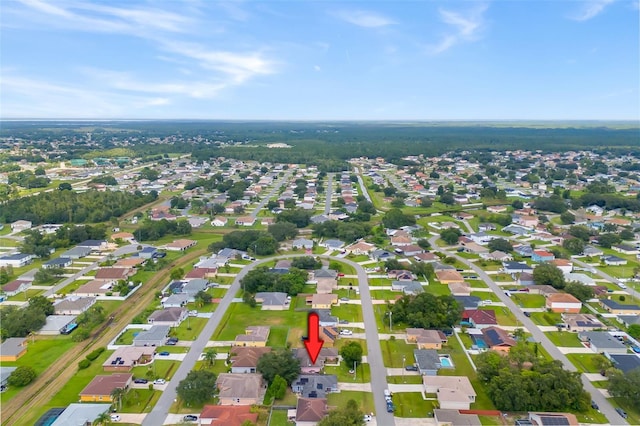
[1,0,638,120]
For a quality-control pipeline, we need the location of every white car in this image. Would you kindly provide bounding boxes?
[339,329,353,336]
[154,379,166,385]
[363,414,372,422]
[110,414,121,422]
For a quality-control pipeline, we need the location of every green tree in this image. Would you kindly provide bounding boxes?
[170,267,185,280]
[268,374,287,400]
[392,293,462,329]
[339,341,363,367]
[110,387,126,411]
[176,370,217,406]
[257,350,301,385]
[560,211,575,225]
[7,366,37,387]
[608,368,640,407]
[597,233,621,248]
[203,348,217,368]
[562,238,585,255]
[487,238,513,253]
[195,290,212,307]
[291,256,322,270]
[29,295,54,315]
[318,399,365,426]
[382,208,415,229]
[627,324,640,340]
[92,411,112,425]
[532,263,566,289]
[564,282,595,302]
[440,228,462,245]
[267,221,299,242]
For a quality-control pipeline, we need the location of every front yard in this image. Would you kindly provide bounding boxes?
[544,331,584,347]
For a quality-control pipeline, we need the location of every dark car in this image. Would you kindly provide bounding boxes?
[158,351,170,356]
[524,312,531,317]
[183,415,198,422]
[134,378,148,384]
[405,365,419,372]
[166,337,179,345]
[615,408,627,419]
[591,400,599,410]
[386,402,395,413]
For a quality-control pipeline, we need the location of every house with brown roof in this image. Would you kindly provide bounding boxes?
[435,270,464,284]
[462,309,498,329]
[229,346,272,374]
[1,279,31,297]
[95,267,132,281]
[199,405,258,426]
[306,293,338,310]
[165,239,197,251]
[528,412,579,426]
[74,279,116,297]
[344,240,375,255]
[546,293,581,313]
[234,216,256,227]
[295,348,339,373]
[79,373,132,402]
[234,326,270,347]
[414,252,438,262]
[481,326,517,352]
[562,313,604,332]
[406,328,446,350]
[320,326,339,347]
[311,269,338,294]
[423,376,476,410]
[102,347,155,372]
[147,307,188,327]
[448,282,471,296]
[111,232,135,242]
[114,257,145,268]
[216,373,265,405]
[53,296,96,315]
[295,397,329,426]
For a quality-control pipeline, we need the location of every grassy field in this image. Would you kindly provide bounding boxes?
[482,306,518,326]
[423,283,452,296]
[120,388,163,414]
[511,293,546,308]
[268,409,293,426]
[471,291,500,302]
[171,317,208,341]
[331,304,363,322]
[266,325,290,348]
[380,339,416,368]
[565,353,603,373]
[392,392,435,418]
[529,311,562,326]
[327,391,375,415]
[387,375,423,384]
[131,360,179,381]
[324,362,371,382]
[544,331,584,347]
[212,302,307,341]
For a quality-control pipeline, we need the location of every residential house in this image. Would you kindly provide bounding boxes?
[165,239,197,251]
[295,397,329,426]
[291,374,338,398]
[147,307,188,327]
[182,278,209,301]
[371,249,395,261]
[133,325,170,347]
[292,238,314,250]
[546,293,581,313]
[406,328,446,350]
[77,239,108,251]
[516,215,539,228]
[1,279,31,297]
[1,366,17,390]
[138,246,158,259]
[583,246,604,257]
[397,244,424,256]
[102,347,155,372]
[612,244,638,255]
[481,326,517,352]
[0,253,34,268]
[95,267,132,281]
[528,413,578,426]
[487,206,508,213]
[602,255,627,266]
[10,220,32,232]
[322,239,344,250]
[311,269,338,294]
[234,326,270,347]
[211,216,228,227]
[229,346,272,374]
[563,272,595,286]
[344,240,375,255]
[49,404,111,426]
[43,257,72,270]
[433,409,480,426]
[316,310,338,327]
[578,331,627,354]
[502,224,533,236]
[454,295,482,310]
[255,292,290,310]
[388,270,415,281]
[617,315,640,328]
[468,232,495,245]
[0,338,27,361]
[413,349,442,375]
[608,353,640,373]
[460,241,489,255]
[562,313,603,332]
[600,299,640,315]
[199,405,258,426]
[435,270,464,284]
[79,373,132,402]
[307,294,338,310]
[478,223,497,232]
[161,293,189,308]
[531,250,555,263]
[320,326,339,347]
[462,310,498,329]
[111,232,135,243]
[391,280,424,295]
[518,272,535,286]
[38,315,77,335]
[448,282,471,296]
[503,262,533,275]
[513,245,534,257]
[391,234,413,246]
[423,376,476,410]
[74,279,115,297]
[295,348,339,373]
[216,373,265,405]
[235,217,256,227]
[114,257,145,269]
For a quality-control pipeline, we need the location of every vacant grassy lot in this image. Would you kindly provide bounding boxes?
[481,306,518,326]
[172,317,208,341]
[331,304,363,323]
[131,359,179,381]
[115,328,143,345]
[529,311,562,326]
[511,293,546,308]
[269,409,293,426]
[266,325,290,348]
[471,291,500,302]
[327,391,375,414]
[423,283,452,296]
[120,389,163,413]
[566,353,603,373]
[324,362,371,382]
[387,375,423,384]
[212,302,307,341]
[392,392,435,417]
[380,339,416,368]
[545,331,584,347]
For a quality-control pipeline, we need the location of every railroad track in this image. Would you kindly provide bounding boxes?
[2,248,207,426]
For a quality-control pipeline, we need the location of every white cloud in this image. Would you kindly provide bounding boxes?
[428,4,488,54]
[570,0,615,21]
[314,65,321,72]
[334,10,396,28]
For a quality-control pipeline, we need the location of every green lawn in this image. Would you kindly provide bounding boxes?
[131,360,179,381]
[423,283,452,296]
[529,311,562,326]
[467,279,489,288]
[269,409,294,426]
[324,362,371,382]
[331,304,363,323]
[545,331,584,347]
[387,375,423,384]
[115,328,142,345]
[368,278,392,286]
[482,306,518,326]
[380,339,417,368]
[370,290,402,300]
[212,302,307,341]
[391,392,435,418]
[119,388,163,413]
[565,353,603,373]
[471,291,500,302]
[171,317,208,341]
[266,325,290,348]
[327,391,375,415]
[511,293,546,308]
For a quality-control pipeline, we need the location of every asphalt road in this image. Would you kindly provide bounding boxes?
[144,254,394,425]
[324,173,333,215]
[355,168,373,204]
[249,170,292,219]
[572,257,640,301]
[428,236,626,425]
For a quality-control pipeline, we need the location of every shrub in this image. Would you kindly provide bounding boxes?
[86,347,105,361]
[78,359,91,369]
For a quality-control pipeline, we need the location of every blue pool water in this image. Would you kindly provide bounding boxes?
[439,356,454,368]
[471,335,488,349]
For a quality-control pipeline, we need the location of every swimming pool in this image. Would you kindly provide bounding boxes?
[439,356,454,368]
[471,335,488,349]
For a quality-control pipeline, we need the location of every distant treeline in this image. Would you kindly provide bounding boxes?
[0,189,158,224]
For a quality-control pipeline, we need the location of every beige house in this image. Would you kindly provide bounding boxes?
[423,376,476,410]
[216,373,265,405]
[435,270,464,284]
[234,326,270,347]
[102,347,155,372]
[307,294,338,310]
[406,328,445,350]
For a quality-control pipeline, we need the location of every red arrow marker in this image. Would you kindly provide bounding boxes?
[304,311,324,364]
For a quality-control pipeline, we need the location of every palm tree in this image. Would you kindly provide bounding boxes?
[203,348,217,369]
[110,387,126,412]
[92,411,111,425]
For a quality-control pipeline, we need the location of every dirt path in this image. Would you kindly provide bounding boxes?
[2,248,207,426]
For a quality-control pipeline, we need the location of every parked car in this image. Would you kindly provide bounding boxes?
[166,337,179,345]
[340,329,353,336]
[154,379,166,385]
[524,312,531,317]
[386,402,395,412]
[405,365,418,372]
[110,415,121,422]
[615,408,627,419]
[188,310,198,317]
[340,297,349,302]
[158,351,170,356]
[183,415,198,422]
[133,378,148,384]
[339,319,349,324]
[363,414,372,422]
[591,400,599,410]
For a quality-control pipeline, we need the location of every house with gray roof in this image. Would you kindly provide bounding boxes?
[133,325,170,347]
[391,280,424,295]
[0,338,27,361]
[292,238,314,250]
[161,293,189,308]
[255,292,290,310]
[323,239,345,250]
[62,246,92,259]
[291,374,338,398]
[50,403,111,426]
[317,310,338,327]
[54,296,96,315]
[147,308,187,327]
[43,257,72,269]
[38,315,78,335]
[1,366,17,389]
[578,331,628,354]
[413,349,442,375]
[608,353,640,373]
[617,315,640,327]
[182,278,209,301]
